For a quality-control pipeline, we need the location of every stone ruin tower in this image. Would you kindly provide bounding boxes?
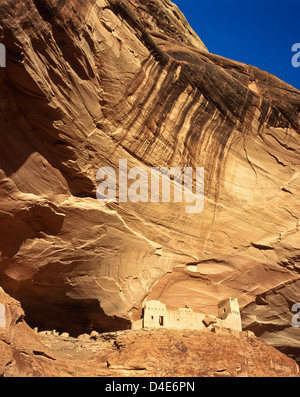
[217,298,242,332]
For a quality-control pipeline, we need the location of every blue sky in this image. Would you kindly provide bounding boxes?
[172,0,300,90]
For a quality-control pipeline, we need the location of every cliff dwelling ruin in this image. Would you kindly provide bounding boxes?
[132,298,242,333]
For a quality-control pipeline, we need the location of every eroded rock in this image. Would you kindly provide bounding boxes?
[0,0,299,363]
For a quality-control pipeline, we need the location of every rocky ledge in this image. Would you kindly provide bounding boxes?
[0,288,299,377]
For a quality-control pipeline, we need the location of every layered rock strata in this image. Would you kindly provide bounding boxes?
[0,0,299,362]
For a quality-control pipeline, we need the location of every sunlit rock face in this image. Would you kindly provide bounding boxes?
[0,0,299,361]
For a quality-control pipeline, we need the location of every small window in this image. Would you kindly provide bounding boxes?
[151,316,154,320]
[159,316,164,326]
[223,308,226,312]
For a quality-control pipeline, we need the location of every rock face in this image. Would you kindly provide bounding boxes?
[0,287,298,377]
[99,329,300,377]
[0,287,60,377]
[0,0,299,364]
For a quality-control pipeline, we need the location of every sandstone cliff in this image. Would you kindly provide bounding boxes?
[0,0,299,365]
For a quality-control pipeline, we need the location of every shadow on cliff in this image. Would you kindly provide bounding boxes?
[22,295,131,337]
[0,36,95,198]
